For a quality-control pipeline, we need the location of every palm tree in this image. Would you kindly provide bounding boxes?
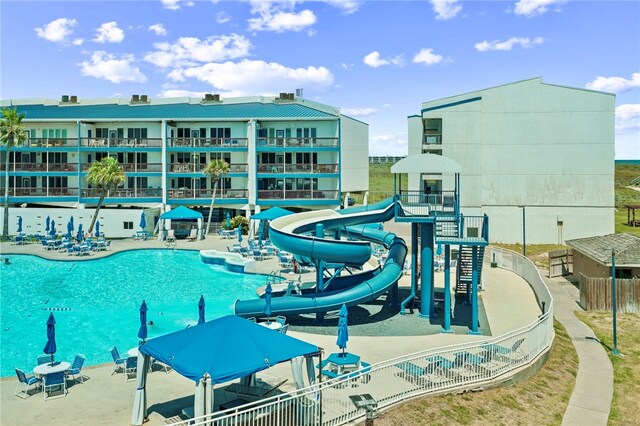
[0,108,27,241]
[86,157,125,233]
[203,159,230,235]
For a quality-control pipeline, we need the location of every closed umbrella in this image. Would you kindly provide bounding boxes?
[138,301,148,343]
[139,212,146,230]
[66,218,73,240]
[77,223,84,243]
[69,216,74,232]
[336,304,349,356]
[237,225,242,243]
[264,282,272,321]
[95,221,100,238]
[17,216,22,233]
[49,220,56,237]
[43,313,57,366]
[225,212,231,228]
[45,215,50,233]
[436,244,443,257]
[198,295,206,325]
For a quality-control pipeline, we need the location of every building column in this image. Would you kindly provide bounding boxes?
[442,244,453,333]
[418,222,434,319]
[469,245,481,335]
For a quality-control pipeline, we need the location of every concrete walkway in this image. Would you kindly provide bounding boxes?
[544,274,614,426]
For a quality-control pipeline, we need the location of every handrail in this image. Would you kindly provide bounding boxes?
[175,247,554,426]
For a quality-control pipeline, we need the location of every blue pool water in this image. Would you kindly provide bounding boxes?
[0,250,267,377]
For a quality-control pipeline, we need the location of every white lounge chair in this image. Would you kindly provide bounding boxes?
[186,228,197,242]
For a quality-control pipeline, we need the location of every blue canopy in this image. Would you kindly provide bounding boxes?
[161,205,203,220]
[139,315,320,383]
[251,207,294,221]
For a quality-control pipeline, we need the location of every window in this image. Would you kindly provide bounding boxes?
[127,128,148,139]
[124,221,134,230]
[48,176,68,188]
[423,118,442,145]
[210,128,230,138]
[95,128,109,138]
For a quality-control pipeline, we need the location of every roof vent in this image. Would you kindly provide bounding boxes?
[131,94,140,102]
[70,95,78,103]
[276,92,295,102]
[61,95,70,103]
[203,93,214,101]
[212,94,220,102]
[140,95,148,102]
[202,93,221,103]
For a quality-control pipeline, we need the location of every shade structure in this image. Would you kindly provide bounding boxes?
[160,205,203,220]
[250,207,294,221]
[43,313,57,365]
[49,220,56,237]
[336,304,349,354]
[17,216,22,233]
[197,295,205,325]
[77,223,84,242]
[237,225,242,243]
[139,212,147,230]
[139,315,320,383]
[95,221,100,237]
[138,301,148,342]
[264,283,272,319]
[45,216,50,232]
[225,212,231,228]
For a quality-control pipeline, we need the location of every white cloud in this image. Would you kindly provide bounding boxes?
[158,88,208,98]
[514,0,566,17]
[78,51,147,83]
[586,73,640,94]
[144,34,252,68]
[216,12,231,24]
[341,107,377,117]
[429,0,462,20]
[167,59,334,97]
[148,23,167,36]
[161,0,194,10]
[72,38,84,46]
[323,0,363,14]
[369,131,408,156]
[616,104,640,133]
[93,22,125,44]
[248,1,317,33]
[413,48,445,65]
[475,36,544,52]
[35,18,78,43]
[363,51,403,68]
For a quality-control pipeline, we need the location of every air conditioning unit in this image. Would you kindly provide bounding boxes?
[131,94,140,102]
[140,95,148,102]
[212,94,220,102]
[61,95,70,102]
[203,93,214,101]
[70,95,78,103]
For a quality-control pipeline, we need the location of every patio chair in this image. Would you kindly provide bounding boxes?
[14,368,42,399]
[275,315,287,326]
[110,346,127,375]
[279,324,289,334]
[186,228,198,242]
[124,356,138,382]
[67,354,86,384]
[252,249,263,261]
[247,317,257,323]
[43,371,67,400]
[37,354,51,365]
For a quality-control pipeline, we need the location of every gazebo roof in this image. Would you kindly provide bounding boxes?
[391,153,462,174]
[565,233,640,266]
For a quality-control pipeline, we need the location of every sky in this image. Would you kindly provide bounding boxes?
[1,0,638,158]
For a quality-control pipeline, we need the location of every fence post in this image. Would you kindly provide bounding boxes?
[611,249,620,355]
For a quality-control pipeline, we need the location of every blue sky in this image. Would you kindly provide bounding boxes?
[1,0,638,158]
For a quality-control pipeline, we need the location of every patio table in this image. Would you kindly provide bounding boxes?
[33,361,70,377]
[258,321,282,331]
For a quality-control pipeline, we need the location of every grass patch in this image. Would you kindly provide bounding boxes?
[375,320,577,426]
[491,243,568,269]
[574,311,640,426]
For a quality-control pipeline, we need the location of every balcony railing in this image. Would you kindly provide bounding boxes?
[168,163,248,173]
[257,163,338,174]
[257,137,339,148]
[258,189,338,200]
[19,138,78,148]
[167,188,248,199]
[1,162,78,172]
[80,137,163,148]
[167,138,248,148]
[396,190,458,218]
[423,135,442,145]
[80,163,162,172]
[81,188,162,198]
[3,187,79,197]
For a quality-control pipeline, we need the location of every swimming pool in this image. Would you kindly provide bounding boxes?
[0,250,268,377]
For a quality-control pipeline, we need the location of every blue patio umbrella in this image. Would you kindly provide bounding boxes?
[66,218,73,239]
[226,212,231,228]
[436,244,443,257]
[237,225,242,243]
[264,282,272,320]
[17,216,22,233]
[138,300,148,342]
[45,216,50,232]
[139,211,146,230]
[337,304,349,355]
[95,221,100,237]
[76,223,83,242]
[197,295,206,325]
[49,220,56,237]
[43,313,57,365]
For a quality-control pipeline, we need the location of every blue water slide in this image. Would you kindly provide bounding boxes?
[234,198,408,317]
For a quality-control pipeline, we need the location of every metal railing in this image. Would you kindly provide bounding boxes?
[168,163,248,173]
[80,188,162,198]
[257,164,338,174]
[175,247,553,426]
[1,162,79,172]
[19,138,78,148]
[167,188,248,199]
[80,163,163,172]
[396,190,457,217]
[81,137,163,148]
[168,138,249,148]
[3,187,79,197]
[257,137,339,148]
[257,190,339,200]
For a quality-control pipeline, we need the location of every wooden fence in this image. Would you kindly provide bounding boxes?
[549,249,573,278]
[579,274,640,313]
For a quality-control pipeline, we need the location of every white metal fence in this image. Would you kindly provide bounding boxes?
[172,247,554,426]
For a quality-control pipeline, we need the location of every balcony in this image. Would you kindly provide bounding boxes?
[167,138,248,148]
[257,137,338,149]
[257,163,338,174]
[258,189,338,200]
[167,188,248,199]
[395,190,458,219]
[80,137,163,148]
[4,187,79,197]
[168,163,248,173]
[81,163,162,173]
[20,138,78,148]
[81,188,162,198]
[1,162,78,172]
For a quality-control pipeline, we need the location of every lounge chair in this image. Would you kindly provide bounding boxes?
[226,379,288,399]
[275,315,287,326]
[395,359,442,386]
[14,369,42,399]
[252,249,263,261]
[110,346,127,375]
[186,228,197,242]
[67,354,86,384]
[480,338,526,363]
[279,324,289,334]
[43,371,67,400]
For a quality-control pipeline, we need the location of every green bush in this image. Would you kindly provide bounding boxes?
[226,215,249,234]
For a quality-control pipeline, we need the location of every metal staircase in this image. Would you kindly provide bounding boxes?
[455,245,485,293]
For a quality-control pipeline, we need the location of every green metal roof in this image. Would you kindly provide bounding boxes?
[11,101,338,121]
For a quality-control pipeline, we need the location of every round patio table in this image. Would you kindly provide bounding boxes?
[33,361,70,376]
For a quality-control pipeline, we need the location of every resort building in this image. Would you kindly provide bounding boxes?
[407,78,615,244]
[0,93,368,237]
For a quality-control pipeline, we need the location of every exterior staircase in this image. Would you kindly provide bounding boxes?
[455,245,485,293]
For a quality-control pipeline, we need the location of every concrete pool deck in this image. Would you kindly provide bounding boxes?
[0,232,542,425]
